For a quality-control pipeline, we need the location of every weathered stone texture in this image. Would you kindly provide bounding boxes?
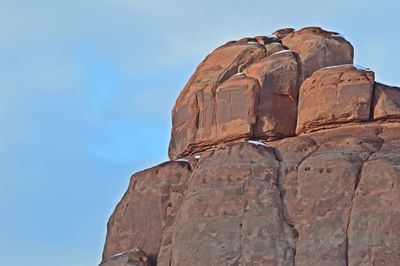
[296,65,375,134]
[165,143,296,266]
[169,26,356,159]
[282,27,354,79]
[372,82,400,120]
[102,27,400,266]
[102,161,192,265]
[100,248,151,266]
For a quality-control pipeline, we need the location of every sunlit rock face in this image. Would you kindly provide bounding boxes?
[101,26,400,266]
[168,27,354,159]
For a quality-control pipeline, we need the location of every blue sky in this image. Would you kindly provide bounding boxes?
[0,1,399,265]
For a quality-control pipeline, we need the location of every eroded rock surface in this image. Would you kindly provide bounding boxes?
[348,123,400,266]
[372,82,400,121]
[100,248,151,266]
[169,44,266,159]
[169,26,356,159]
[282,27,354,79]
[102,26,400,266]
[102,161,192,265]
[244,50,300,138]
[296,65,375,134]
[164,143,296,266]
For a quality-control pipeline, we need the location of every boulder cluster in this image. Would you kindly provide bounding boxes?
[101,27,400,266]
[169,27,400,159]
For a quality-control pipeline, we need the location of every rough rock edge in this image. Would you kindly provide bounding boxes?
[266,123,388,265]
[104,25,400,265]
[103,121,399,266]
[272,147,299,265]
[101,160,192,265]
[169,26,399,159]
[344,127,384,265]
[295,64,375,135]
[99,247,151,266]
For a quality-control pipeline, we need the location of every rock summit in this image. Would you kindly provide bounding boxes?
[101,27,400,266]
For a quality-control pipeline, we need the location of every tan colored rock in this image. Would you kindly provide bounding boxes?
[100,248,151,266]
[244,50,301,138]
[102,161,192,265]
[282,27,354,79]
[372,82,400,120]
[296,65,375,134]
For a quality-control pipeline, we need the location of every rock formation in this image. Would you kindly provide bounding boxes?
[101,26,400,266]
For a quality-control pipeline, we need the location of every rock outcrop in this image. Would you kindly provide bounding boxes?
[168,27,354,159]
[296,65,375,134]
[101,26,400,266]
[281,27,353,79]
[103,161,192,265]
[372,82,400,120]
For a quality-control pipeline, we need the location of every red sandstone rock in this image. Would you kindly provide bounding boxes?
[169,44,266,159]
[169,27,356,159]
[215,74,259,141]
[103,123,400,266]
[102,27,400,266]
[372,82,400,120]
[347,123,400,266]
[244,50,300,138]
[264,42,285,56]
[102,161,192,265]
[254,35,281,45]
[296,65,375,134]
[269,123,386,266]
[163,143,296,266]
[282,27,354,79]
[100,248,151,266]
[273,27,295,39]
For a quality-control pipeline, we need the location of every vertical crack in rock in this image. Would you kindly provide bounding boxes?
[237,159,251,265]
[272,147,298,265]
[369,82,377,121]
[159,183,189,266]
[293,51,304,130]
[289,139,321,265]
[250,78,262,138]
[211,47,267,142]
[345,128,384,265]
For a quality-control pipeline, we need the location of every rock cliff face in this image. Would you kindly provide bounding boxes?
[101,27,400,266]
